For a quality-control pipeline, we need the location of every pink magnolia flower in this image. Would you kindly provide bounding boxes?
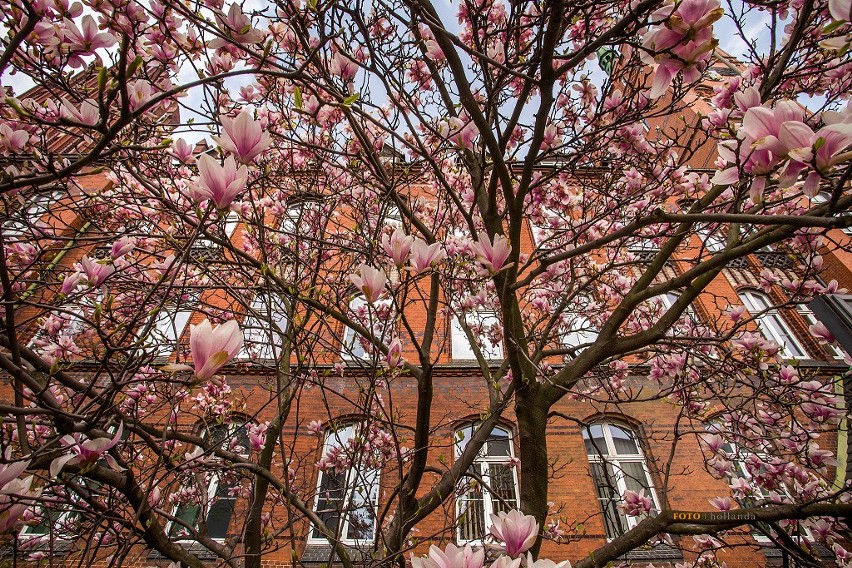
[60,98,99,126]
[194,154,248,209]
[80,256,114,287]
[386,338,403,367]
[0,476,40,533]
[728,476,753,497]
[189,319,244,381]
[50,423,124,477]
[62,15,116,61]
[411,543,484,568]
[619,489,653,516]
[0,124,29,155]
[212,109,272,164]
[110,236,136,259]
[725,305,746,322]
[0,450,29,490]
[540,124,561,151]
[491,557,523,568]
[381,228,414,267]
[488,509,538,558]
[708,496,732,511]
[474,232,512,273]
[424,39,445,60]
[809,321,835,343]
[307,420,323,435]
[171,138,195,163]
[210,3,266,47]
[349,264,387,304]
[448,117,478,150]
[60,271,86,295]
[248,422,269,452]
[524,553,571,568]
[329,51,358,82]
[409,239,446,273]
[830,0,852,20]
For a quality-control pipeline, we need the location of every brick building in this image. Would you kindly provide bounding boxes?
[0,57,850,568]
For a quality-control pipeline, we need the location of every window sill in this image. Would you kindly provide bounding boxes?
[301,543,373,565]
[617,543,683,562]
[147,541,220,561]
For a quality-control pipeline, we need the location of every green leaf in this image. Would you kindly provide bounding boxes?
[97,66,108,94]
[343,92,360,106]
[294,86,303,109]
[127,56,144,76]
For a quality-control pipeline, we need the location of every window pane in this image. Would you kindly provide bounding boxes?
[486,428,511,457]
[458,465,485,541]
[488,463,518,513]
[583,424,607,455]
[619,461,652,496]
[313,470,346,538]
[590,462,627,539]
[346,469,378,540]
[609,426,639,455]
[169,504,201,538]
[206,492,235,539]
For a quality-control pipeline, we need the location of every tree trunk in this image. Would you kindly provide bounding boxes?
[516,389,549,558]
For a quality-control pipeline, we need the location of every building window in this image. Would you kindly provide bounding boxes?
[563,315,598,356]
[311,424,379,543]
[796,301,844,359]
[811,191,852,236]
[583,422,659,540]
[341,296,391,361]
[149,295,197,356]
[3,188,64,239]
[281,197,322,234]
[239,291,289,360]
[169,422,249,542]
[451,311,503,361]
[455,424,519,542]
[19,494,81,543]
[717,437,812,543]
[698,225,727,253]
[738,290,808,359]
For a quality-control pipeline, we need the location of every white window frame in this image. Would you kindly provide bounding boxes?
[238,291,290,360]
[739,290,808,359]
[168,422,248,543]
[309,424,380,545]
[452,311,504,361]
[454,424,519,543]
[584,422,660,540]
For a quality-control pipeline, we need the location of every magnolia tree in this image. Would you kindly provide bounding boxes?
[1,0,852,566]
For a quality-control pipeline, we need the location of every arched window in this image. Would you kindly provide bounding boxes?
[455,424,519,542]
[583,422,659,539]
[169,422,249,543]
[738,290,808,359]
[310,423,380,543]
